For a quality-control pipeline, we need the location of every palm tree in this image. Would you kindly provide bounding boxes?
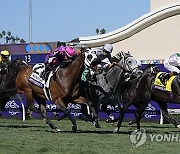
[100,28,106,34]
[96,28,99,34]
[15,36,20,42]
[7,31,11,37]
[5,36,9,43]
[0,33,3,44]
[2,30,6,43]
[20,39,26,43]
[11,36,16,43]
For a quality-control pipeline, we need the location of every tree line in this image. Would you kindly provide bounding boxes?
[70,28,106,43]
[0,30,26,44]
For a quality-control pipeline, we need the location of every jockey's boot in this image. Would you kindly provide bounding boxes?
[40,70,46,80]
[40,65,51,80]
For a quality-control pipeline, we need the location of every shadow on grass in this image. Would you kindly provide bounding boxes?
[0,124,46,129]
[121,124,176,129]
[46,129,132,135]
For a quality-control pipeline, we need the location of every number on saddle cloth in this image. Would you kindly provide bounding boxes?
[28,63,46,88]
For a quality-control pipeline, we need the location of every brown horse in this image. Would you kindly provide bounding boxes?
[16,51,97,132]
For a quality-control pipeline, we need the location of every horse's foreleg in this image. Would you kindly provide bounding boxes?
[74,97,100,128]
[114,103,129,133]
[55,97,77,132]
[24,90,42,115]
[53,112,67,121]
[135,101,149,130]
[128,103,143,125]
[87,100,101,128]
[39,103,58,131]
[79,104,94,122]
[158,102,180,127]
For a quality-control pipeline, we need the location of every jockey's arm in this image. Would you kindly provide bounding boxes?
[91,58,101,67]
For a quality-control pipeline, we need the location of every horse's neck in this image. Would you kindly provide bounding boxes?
[175,75,180,85]
[56,54,84,93]
[96,66,123,93]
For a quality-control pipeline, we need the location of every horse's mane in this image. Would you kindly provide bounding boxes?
[8,59,18,68]
[8,58,25,69]
[144,64,156,69]
[143,63,160,74]
[112,51,132,62]
[119,77,139,94]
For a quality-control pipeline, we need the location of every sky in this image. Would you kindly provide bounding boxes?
[0,0,150,43]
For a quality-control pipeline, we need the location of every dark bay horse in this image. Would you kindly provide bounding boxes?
[133,64,180,130]
[0,59,28,115]
[113,64,180,132]
[16,51,97,132]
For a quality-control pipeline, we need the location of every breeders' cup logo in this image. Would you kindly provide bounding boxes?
[144,103,157,119]
[130,129,147,147]
[5,100,20,115]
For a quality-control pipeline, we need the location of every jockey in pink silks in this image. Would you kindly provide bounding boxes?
[41,46,76,80]
[45,45,76,71]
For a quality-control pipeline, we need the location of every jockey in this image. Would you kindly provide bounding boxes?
[81,48,97,82]
[159,53,180,84]
[91,43,116,72]
[46,46,76,70]
[41,46,76,80]
[0,50,10,85]
[0,50,10,73]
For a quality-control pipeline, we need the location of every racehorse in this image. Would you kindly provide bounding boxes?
[113,64,180,132]
[0,59,28,115]
[78,51,142,127]
[132,64,180,130]
[16,49,98,132]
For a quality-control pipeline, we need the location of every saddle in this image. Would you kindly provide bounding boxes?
[154,72,176,91]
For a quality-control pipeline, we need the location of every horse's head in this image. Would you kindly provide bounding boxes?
[114,51,141,75]
[8,58,28,78]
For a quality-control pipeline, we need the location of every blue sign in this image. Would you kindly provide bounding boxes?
[11,53,47,64]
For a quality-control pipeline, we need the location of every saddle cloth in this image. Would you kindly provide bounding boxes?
[154,72,176,92]
[28,63,54,101]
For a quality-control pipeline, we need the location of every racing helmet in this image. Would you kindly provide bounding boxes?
[103,43,113,53]
[1,50,10,59]
[65,46,76,57]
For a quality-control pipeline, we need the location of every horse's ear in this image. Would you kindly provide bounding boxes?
[127,51,131,56]
[120,51,124,57]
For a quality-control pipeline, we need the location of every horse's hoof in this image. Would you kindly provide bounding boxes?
[72,125,77,133]
[128,121,133,125]
[176,124,180,128]
[93,121,101,128]
[43,118,47,124]
[113,127,119,133]
[53,128,61,133]
[106,119,112,123]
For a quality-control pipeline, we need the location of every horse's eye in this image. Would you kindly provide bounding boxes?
[128,61,132,64]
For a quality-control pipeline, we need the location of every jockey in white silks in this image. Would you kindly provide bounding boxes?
[81,44,115,82]
[159,53,180,84]
[81,48,97,82]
